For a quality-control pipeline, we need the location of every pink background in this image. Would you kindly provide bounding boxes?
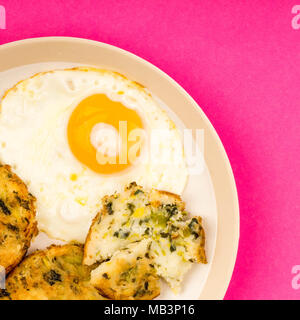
[0,0,299,300]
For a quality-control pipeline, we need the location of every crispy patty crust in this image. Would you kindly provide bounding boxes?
[0,164,37,273]
[0,244,106,300]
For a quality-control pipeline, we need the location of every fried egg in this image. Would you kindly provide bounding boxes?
[0,67,188,242]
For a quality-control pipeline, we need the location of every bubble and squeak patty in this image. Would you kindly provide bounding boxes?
[84,182,206,292]
[0,244,106,300]
[0,164,37,273]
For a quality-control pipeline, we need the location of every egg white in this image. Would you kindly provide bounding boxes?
[0,68,188,242]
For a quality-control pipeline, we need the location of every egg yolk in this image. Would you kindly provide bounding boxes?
[67,94,144,174]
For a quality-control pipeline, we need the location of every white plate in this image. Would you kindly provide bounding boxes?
[0,38,239,299]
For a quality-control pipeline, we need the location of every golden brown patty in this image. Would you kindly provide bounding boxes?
[0,164,37,273]
[0,244,106,300]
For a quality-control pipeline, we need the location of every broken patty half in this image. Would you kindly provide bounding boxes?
[84,182,206,292]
